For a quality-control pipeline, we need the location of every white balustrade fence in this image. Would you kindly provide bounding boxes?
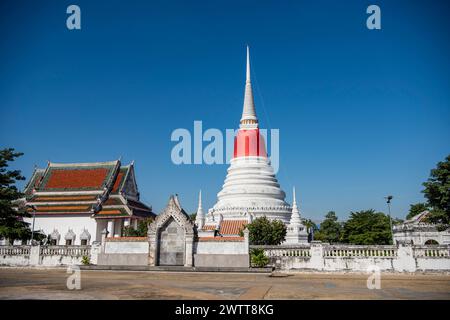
[40,245,91,257]
[250,243,450,272]
[0,244,96,266]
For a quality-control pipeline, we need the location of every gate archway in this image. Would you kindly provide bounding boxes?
[157,217,185,265]
[148,195,195,267]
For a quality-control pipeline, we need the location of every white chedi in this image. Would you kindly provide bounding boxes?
[284,187,308,244]
[207,47,292,223]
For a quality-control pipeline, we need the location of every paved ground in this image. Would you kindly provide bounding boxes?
[0,268,449,299]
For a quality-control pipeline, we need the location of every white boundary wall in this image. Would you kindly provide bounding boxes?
[253,243,450,272]
[2,242,450,272]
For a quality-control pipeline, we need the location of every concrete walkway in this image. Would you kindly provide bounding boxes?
[0,268,449,300]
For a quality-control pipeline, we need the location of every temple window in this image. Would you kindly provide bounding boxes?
[64,229,76,246]
[79,229,91,246]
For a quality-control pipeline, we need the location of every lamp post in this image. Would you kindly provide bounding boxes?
[385,195,394,244]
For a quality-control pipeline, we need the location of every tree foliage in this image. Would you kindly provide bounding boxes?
[250,248,269,267]
[314,211,342,244]
[122,217,154,237]
[422,155,450,228]
[303,218,319,242]
[341,210,392,245]
[0,148,32,243]
[247,216,286,245]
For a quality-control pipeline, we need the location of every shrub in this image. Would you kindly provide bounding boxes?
[250,248,269,268]
[81,255,90,265]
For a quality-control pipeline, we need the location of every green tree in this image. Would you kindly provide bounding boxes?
[0,148,32,244]
[122,217,154,237]
[315,211,342,244]
[303,218,318,242]
[406,203,429,220]
[341,210,392,245]
[189,213,196,221]
[246,216,286,245]
[422,155,450,228]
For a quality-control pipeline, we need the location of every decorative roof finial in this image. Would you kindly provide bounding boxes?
[240,45,258,129]
[293,186,297,206]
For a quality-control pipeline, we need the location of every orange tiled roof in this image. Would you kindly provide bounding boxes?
[31,195,97,202]
[106,237,147,242]
[103,197,124,205]
[97,209,123,215]
[44,168,109,189]
[111,172,124,192]
[203,225,216,230]
[198,236,244,242]
[23,161,155,219]
[219,220,247,235]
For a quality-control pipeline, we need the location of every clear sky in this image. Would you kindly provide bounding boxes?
[1,0,449,221]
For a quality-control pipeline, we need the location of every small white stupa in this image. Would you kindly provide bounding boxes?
[284,187,308,244]
[194,190,205,229]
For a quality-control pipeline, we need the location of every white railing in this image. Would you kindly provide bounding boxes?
[323,245,397,258]
[0,246,31,256]
[413,246,449,258]
[40,245,91,257]
[251,245,311,257]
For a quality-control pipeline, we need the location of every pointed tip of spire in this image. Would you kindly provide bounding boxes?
[240,45,258,128]
[196,189,204,220]
[292,186,297,205]
[246,45,250,83]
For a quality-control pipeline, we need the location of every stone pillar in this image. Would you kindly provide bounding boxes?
[107,220,115,238]
[393,243,416,272]
[243,228,250,268]
[185,234,194,267]
[243,228,250,253]
[309,241,324,271]
[90,243,101,265]
[29,245,40,266]
[100,228,109,253]
[148,232,158,266]
[114,220,121,237]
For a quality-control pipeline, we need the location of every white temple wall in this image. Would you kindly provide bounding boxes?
[195,241,248,255]
[23,215,97,245]
[104,241,148,254]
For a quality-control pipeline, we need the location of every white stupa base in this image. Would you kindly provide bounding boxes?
[284,225,309,244]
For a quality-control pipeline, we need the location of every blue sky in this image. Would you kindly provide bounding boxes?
[1,0,449,221]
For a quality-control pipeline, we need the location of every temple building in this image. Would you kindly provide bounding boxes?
[393,210,450,245]
[22,160,155,245]
[198,47,307,244]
